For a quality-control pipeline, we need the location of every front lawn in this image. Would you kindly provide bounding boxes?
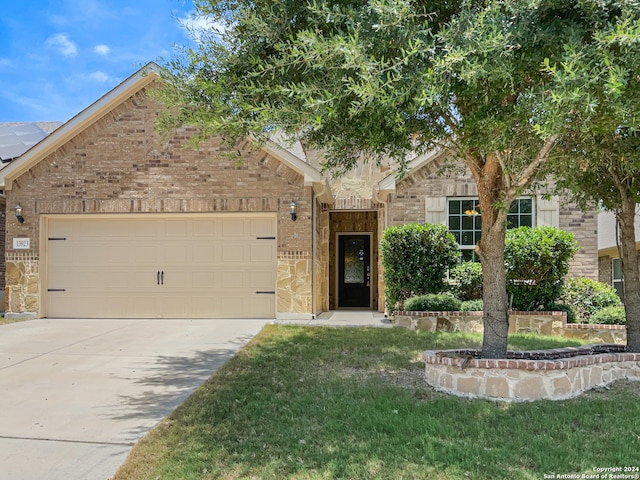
[114,325,640,480]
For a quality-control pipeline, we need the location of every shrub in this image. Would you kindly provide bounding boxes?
[380,223,458,311]
[544,302,579,324]
[560,277,623,322]
[403,294,462,312]
[460,299,483,311]
[505,226,579,311]
[449,262,483,301]
[589,306,626,325]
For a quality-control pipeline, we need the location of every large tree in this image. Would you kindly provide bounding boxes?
[544,2,640,351]
[159,0,625,358]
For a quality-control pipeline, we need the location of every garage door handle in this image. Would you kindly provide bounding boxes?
[256,291,275,294]
[157,271,164,285]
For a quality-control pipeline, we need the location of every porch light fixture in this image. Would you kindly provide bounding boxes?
[15,203,24,223]
[289,201,297,221]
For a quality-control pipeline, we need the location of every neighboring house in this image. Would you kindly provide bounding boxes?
[598,210,640,299]
[0,63,598,320]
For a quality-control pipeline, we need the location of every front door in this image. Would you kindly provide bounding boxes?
[338,234,371,308]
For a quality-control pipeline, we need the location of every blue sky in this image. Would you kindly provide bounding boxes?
[0,0,200,123]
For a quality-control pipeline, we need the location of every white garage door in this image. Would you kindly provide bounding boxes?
[45,214,277,318]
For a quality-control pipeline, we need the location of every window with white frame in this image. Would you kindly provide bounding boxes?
[447,197,534,262]
[612,258,624,300]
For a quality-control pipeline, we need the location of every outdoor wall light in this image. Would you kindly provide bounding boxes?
[289,201,297,221]
[15,203,24,223]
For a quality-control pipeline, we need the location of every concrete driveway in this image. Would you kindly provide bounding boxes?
[0,318,270,480]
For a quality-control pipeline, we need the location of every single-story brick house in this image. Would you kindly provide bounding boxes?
[0,63,598,320]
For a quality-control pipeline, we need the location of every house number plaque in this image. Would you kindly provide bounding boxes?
[13,238,30,249]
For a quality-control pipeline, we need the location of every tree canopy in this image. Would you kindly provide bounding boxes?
[160,0,640,357]
[546,2,640,350]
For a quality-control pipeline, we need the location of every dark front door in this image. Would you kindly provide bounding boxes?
[338,235,371,308]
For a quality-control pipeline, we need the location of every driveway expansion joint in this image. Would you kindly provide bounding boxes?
[0,435,135,447]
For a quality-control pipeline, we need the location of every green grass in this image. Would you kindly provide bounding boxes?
[114,325,640,480]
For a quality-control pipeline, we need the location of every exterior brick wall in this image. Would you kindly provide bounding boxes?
[5,85,313,317]
[599,255,613,285]
[0,200,5,291]
[388,157,599,279]
[559,202,598,279]
[387,157,477,225]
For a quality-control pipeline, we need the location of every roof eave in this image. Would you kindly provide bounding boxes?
[376,148,443,199]
[258,138,334,204]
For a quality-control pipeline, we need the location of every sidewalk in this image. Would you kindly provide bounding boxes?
[275,310,392,328]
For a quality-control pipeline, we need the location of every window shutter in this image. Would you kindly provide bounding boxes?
[425,197,447,225]
[536,195,559,227]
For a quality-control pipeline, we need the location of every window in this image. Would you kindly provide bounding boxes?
[507,198,533,228]
[612,258,624,300]
[447,197,534,262]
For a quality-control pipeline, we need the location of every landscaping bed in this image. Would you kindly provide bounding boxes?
[424,343,640,402]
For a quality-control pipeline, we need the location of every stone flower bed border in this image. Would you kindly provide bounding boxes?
[393,310,628,345]
[423,344,640,402]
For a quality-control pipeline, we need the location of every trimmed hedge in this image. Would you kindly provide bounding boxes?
[589,305,626,325]
[460,299,483,311]
[403,294,462,312]
[505,226,579,311]
[560,277,622,322]
[449,262,483,301]
[380,223,458,311]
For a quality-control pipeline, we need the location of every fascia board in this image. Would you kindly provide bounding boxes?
[376,148,443,197]
[0,63,161,190]
[258,138,333,203]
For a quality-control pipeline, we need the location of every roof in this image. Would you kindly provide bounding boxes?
[0,122,61,163]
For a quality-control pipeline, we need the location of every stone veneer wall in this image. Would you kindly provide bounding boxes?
[423,345,640,401]
[394,311,628,344]
[328,210,380,310]
[315,204,330,313]
[4,84,314,318]
[5,254,38,318]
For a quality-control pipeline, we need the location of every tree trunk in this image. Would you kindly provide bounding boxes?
[617,200,640,352]
[468,153,510,359]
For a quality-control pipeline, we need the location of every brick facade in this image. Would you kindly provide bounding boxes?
[1,65,604,318]
[4,86,314,318]
[387,157,598,279]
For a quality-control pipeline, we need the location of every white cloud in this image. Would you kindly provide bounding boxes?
[93,44,111,56]
[86,71,116,83]
[46,34,78,57]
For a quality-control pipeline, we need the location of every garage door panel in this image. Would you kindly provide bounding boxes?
[221,245,245,263]
[250,244,275,263]
[251,218,276,236]
[250,270,275,289]
[46,215,276,318]
[222,219,246,237]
